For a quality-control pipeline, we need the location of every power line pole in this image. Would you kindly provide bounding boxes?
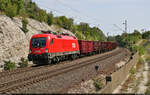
[123,20,127,33]
[107,32,109,37]
[107,32,109,41]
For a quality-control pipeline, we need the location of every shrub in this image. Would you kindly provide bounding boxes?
[22,17,28,34]
[47,12,53,26]
[4,60,16,70]
[18,57,28,68]
[138,46,145,56]
[5,3,17,18]
[129,45,138,54]
[93,78,103,90]
[130,67,135,75]
[146,88,150,94]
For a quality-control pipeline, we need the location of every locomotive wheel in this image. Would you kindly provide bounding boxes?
[47,59,52,65]
[71,54,76,60]
[53,57,60,64]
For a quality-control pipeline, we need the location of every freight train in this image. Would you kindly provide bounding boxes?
[28,31,118,65]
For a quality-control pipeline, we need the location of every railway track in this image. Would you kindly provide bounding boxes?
[0,48,128,93]
[62,50,129,93]
[0,48,120,80]
[0,48,120,79]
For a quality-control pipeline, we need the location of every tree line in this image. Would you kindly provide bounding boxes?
[108,30,150,54]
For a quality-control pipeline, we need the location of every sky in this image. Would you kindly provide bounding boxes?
[32,0,150,36]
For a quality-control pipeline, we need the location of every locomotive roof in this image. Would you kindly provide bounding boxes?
[31,33,77,40]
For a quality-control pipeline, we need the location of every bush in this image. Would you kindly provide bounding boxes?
[22,17,28,34]
[130,67,135,75]
[138,46,145,56]
[47,12,53,26]
[129,45,138,54]
[5,3,17,18]
[18,57,28,68]
[93,78,103,90]
[146,88,150,94]
[4,60,16,70]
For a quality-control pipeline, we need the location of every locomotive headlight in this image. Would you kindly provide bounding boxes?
[45,48,48,53]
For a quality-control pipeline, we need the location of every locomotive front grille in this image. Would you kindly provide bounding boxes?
[28,53,48,61]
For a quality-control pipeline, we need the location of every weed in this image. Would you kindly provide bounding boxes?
[4,60,16,70]
[18,57,28,68]
[93,78,103,90]
[130,67,135,75]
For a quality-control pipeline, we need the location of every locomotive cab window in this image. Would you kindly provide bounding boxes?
[32,37,46,48]
[50,39,54,45]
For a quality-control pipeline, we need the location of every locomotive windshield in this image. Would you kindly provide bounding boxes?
[31,37,46,48]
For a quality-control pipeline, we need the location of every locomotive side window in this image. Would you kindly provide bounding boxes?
[32,37,46,48]
[50,39,54,45]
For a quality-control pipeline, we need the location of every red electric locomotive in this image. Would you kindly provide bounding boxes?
[28,31,80,64]
[28,31,118,65]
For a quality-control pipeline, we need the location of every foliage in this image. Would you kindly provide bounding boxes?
[145,86,150,94]
[47,12,53,26]
[54,16,73,30]
[75,23,106,41]
[138,46,145,56]
[5,2,17,18]
[107,36,116,42]
[93,78,103,90]
[116,30,142,47]
[75,31,85,40]
[142,31,150,39]
[4,60,16,70]
[22,17,29,34]
[18,57,28,68]
[130,67,135,75]
[129,45,138,54]
[38,10,48,22]
[115,30,144,54]
[53,17,106,41]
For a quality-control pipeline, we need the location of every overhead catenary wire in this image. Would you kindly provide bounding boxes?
[35,1,103,29]
[55,0,103,25]
[35,2,87,22]
[37,0,105,27]
[33,0,115,36]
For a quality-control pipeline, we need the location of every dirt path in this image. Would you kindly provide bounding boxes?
[136,40,143,46]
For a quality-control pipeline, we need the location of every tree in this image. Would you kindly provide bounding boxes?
[38,10,48,22]
[47,12,53,26]
[0,0,9,11]
[5,2,17,18]
[142,31,150,39]
[22,17,28,34]
[133,30,142,39]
